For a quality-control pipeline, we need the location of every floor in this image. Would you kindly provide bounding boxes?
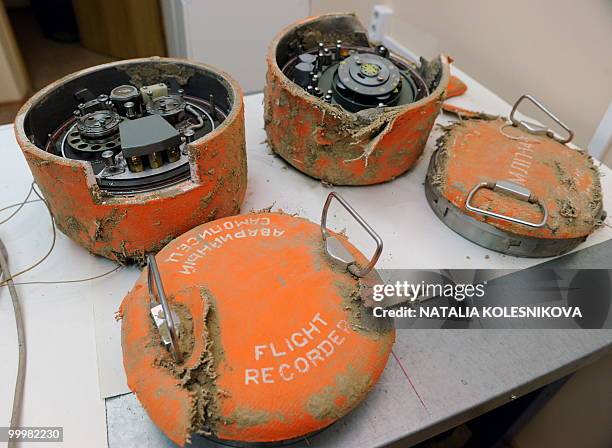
[0,8,115,125]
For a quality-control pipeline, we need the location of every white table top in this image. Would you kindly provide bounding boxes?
[1,64,611,448]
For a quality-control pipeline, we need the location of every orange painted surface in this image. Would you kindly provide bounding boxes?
[446,75,468,98]
[441,118,601,239]
[441,103,484,118]
[14,58,247,263]
[263,13,450,185]
[121,212,395,446]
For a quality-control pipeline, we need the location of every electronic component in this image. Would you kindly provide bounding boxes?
[282,40,429,112]
[39,80,227,194]
[17,58,247,263]
[119,115,181,172]
[266,13,450,185]
[140,83,168,105]
[110,84,141,116]
[145,93,186,124]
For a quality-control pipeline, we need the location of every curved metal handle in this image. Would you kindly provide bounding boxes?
[321,192,383,277]
[509,94,574,144]
[147,254,182,363]
[465,180,548,228]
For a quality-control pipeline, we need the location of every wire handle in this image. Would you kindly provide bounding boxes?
[465,180,548,228]
[147,254,182,363]
[509,94,574,144]
[321,192,383,277]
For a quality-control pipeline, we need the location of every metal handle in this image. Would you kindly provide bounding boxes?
[465,180,548,228]
[509,94,574,144]
[321,192,383,277]
[147,254,182,363]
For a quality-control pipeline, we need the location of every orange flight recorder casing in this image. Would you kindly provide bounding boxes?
[120,194,395,446]
[425,95,605,257]
[14,57,247,263]
[264,13,450,185]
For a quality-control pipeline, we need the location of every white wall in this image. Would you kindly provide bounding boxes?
[312,0,612,153]
[162,0,310,94]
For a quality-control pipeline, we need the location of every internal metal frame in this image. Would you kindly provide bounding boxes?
[281,42,429,112]
[24,61,235,196]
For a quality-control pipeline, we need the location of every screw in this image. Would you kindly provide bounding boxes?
[183,129,195,143]
[125,101,136,118]
[209,93,216,120]
[101,150,115,169]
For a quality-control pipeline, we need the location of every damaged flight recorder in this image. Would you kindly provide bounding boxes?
[426,95,605,257]
[120,193,394,446]
[14,57,247,263]
[264,13,450,185]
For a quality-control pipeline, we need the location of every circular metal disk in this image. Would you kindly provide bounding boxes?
[425,117,603,257]
[70,110,121,153]
[110,84,139,101]
[337,53,400,96]
[76,110,121,140]
[146,94,186,120]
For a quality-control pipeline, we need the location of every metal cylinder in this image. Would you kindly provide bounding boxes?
[148,151,163,169]
[335,40,342,60]
[125,101,136,119]
[208,93,216,120]
[183,128,195,143]
[298,53,317,65]
[127,156,144,173]
[322,48,332,66]
[166,147,181,163]
[376,45,389,58]
[101,150,116,168]
[293,62,314,88]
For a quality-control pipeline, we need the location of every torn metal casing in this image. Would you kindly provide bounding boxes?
[14,57,247,264]
[119,197,394,446]
[264,13,451,185]
[425,97,605,257]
